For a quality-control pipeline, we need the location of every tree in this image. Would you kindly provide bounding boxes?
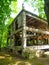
[34,0,46,19]
[24,0,49,25]
[44,0,49,25]
[0,0,17,48]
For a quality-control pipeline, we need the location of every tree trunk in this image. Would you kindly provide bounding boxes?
[44,0,49,25]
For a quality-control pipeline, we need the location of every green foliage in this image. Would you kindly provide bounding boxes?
[35,0,47,19]
[44,0,49,25]
[24,0,47,20]
[0,0,17,48]
[22,48,36,59]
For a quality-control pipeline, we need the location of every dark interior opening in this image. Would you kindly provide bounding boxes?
[14,34,22,46]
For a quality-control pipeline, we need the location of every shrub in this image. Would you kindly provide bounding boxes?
[22,48,36,59]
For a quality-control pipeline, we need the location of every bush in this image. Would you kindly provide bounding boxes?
[22,48,36,59]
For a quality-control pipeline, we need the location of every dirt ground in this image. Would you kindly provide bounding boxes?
[0,51,49,65]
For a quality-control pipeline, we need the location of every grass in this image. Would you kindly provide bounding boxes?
[0,51,49,65]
